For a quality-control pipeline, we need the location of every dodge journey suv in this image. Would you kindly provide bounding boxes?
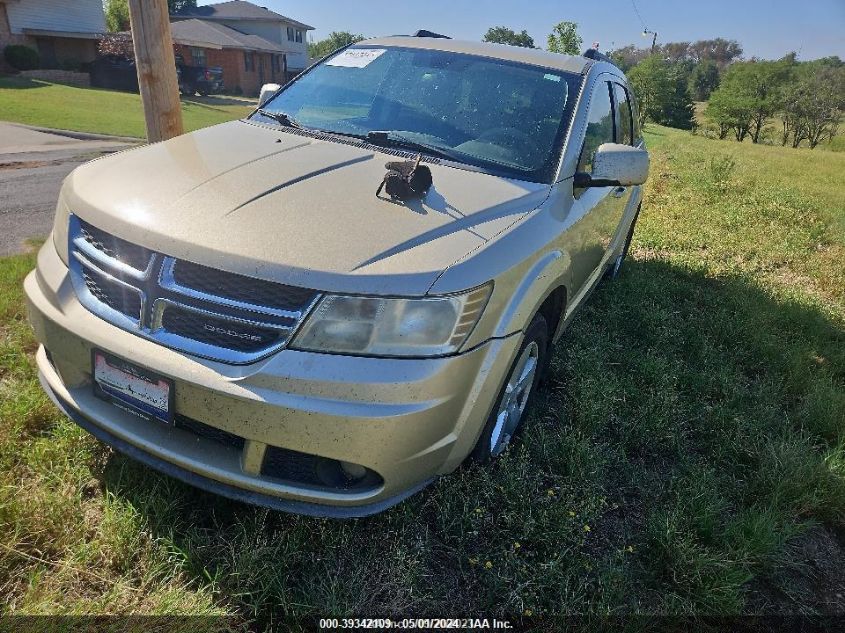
[25,36,649,517]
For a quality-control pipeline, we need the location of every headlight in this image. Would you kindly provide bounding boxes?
[291,284,492,357]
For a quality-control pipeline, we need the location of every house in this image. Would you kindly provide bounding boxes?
[0,0,105,71]
[171,0,314,93]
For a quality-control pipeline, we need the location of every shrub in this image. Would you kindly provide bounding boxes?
[4,45,40,71]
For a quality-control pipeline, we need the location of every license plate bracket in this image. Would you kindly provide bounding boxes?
[92,350,174,424]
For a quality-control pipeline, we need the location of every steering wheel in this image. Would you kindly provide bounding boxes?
[477,127,533,148]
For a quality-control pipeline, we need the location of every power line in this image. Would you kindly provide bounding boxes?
[630,0,648,30]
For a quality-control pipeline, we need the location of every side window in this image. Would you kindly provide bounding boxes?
[613,83,634,146]
[577,81,615,174]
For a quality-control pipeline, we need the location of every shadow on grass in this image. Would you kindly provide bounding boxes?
[183,95,257,108]
[97,258,845,620]
[0,76,49,90]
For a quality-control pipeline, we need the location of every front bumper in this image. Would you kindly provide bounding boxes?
[25,240,521,516]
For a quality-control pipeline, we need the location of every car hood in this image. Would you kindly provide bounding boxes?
[66,120,550,295]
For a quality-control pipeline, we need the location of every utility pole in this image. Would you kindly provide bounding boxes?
[642,29,658,55]
[127,0,183,142]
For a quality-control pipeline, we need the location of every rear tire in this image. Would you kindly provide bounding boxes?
[605,205,641,280]
[470,313,549,464]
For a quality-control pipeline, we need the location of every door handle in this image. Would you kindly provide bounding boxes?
[612,186,627,198]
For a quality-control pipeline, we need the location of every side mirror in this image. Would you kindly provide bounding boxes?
[575,143,650,188]
[258,83,281,107]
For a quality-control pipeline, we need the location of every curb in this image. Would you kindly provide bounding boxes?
[8,122,144,144]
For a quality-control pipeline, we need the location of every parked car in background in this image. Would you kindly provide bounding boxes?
[26,36,648,517]
[175,53,223,96]
[89,54,139,92]
[89,53,222,96]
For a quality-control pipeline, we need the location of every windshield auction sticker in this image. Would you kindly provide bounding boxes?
[326,48,386,68]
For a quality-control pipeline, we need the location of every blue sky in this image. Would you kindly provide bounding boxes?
[199,0,845,61]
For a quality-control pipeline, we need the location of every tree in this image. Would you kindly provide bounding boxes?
[707,60,792,143]
[688,59,720,101]
[308,31,366,60]
[168,0,196,12]
[483,26,535,48]
[688,38,743,68]
[706,85,755,141]
[104,0,130,32]
[781,65,845,148]
[547,22,582,55]
[627,55,695,130]
[608,44,650,72]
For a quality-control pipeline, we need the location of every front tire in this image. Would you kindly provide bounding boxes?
[470,313,549,463]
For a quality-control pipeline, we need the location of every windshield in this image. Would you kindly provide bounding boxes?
[253,45,581,183]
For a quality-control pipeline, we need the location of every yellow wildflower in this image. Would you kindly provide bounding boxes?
[547,489,556,496]
[514,541,521,549]
[568,511,576,517]
[583,524,591,533]
[524,609,533,616]
[484,561,493,569]
[468,557,479,565]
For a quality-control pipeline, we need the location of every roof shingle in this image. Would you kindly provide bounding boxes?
[174,1,314,30]
[170,18,286,53]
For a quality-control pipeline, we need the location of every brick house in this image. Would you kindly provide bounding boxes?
[0,0,105,72]
[170,18,288,96]
[172,0,314,92]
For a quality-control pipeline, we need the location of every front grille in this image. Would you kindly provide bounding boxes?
[68,215,321,364]
[173,260,316,313]
[79,219,154,272]
[82,267,142,321]
[175,414,245,450]
[161,307,284,353]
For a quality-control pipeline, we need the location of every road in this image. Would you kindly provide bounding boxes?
[0,122,137,256]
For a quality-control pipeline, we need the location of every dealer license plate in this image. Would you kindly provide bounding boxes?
[92,350,173,424]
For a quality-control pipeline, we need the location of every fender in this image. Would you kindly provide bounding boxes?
[491,249,571,340]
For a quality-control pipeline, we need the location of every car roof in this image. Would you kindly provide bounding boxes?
[359,36,592,74]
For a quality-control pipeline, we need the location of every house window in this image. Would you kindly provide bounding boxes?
[296,30,303,43]
[191,47,206,67]
[244,51,255,72]
[286,26,295,41]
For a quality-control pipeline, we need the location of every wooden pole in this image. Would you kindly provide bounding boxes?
[127,0,183,142]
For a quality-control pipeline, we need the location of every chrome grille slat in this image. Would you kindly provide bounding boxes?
[68,215,321,364]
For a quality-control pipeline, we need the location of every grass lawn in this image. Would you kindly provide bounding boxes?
[0,125,843,623]
[0,76,254,138]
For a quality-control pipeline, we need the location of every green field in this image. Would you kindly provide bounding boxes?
[0,76,254,138]
[0,125,843,623]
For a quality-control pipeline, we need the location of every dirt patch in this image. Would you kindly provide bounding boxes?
[0,161,51,171]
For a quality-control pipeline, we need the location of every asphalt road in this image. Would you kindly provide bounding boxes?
[0,123,135,256]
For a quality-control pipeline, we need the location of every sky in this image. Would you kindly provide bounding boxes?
[199,0,845,61]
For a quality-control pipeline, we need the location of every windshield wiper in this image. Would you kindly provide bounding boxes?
[255,109,307,130]
[365,131,463,162]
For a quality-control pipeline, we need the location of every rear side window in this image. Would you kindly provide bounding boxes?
[577,81,615,174]
[613,83,634,146]
[627,84,643,144]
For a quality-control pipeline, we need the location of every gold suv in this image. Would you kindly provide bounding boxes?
[25,37,648,516]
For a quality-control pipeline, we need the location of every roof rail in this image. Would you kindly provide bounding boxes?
[413,29,451,39]
[583,48,617,66]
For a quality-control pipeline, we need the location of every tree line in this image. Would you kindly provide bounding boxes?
[705,55,844,148]
[271,23,845,152]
